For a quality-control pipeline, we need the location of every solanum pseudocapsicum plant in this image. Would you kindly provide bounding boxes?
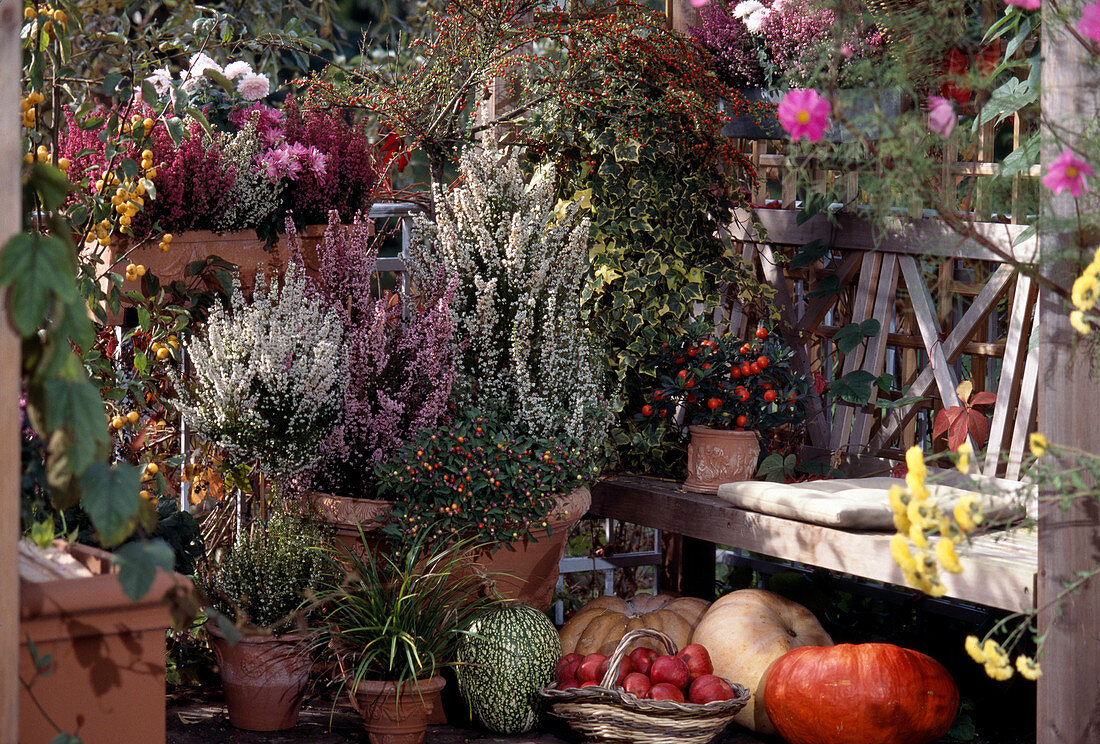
[641,322,809,435]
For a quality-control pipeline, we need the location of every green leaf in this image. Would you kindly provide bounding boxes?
[112,539,175,601]
[756,452,787,482]
[797,193,825,225]
[789,239,828,269]
[613,140,641,163]
[80,462,141,548]
[999,132,1039,178]
[877,395,924,409]
[43,369,108,470]
[826,370,877,405]
[141,80,160,106]
[30,518,55,549]
[807,274,843,299]
[137,306,151,331]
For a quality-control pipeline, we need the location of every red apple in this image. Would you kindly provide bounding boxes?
[558,676,579,690]
[613,654,636,686]
[622,672,653,699]
[688,674,736,704]
[556,653,583,685]
[649,682,686,702]
[578,680,599,688]
[649,654,691,690]
[628,647,659,676]
[676,643,714,680]
[577,653,609,684]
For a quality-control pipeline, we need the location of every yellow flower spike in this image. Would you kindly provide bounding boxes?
[965,635,985,663]
[890,533,916,572]
[906,474,930,503]
[938,514,964,544]
[906,498,936,530]
[935,538,963,573]
[908,522,929,548]
[905,445,927,481]
[955,441,972,474]
[1016,655,1042,681]
[953,494,982,533]
[925,578,947,598]
[1029,432,1048,458]
[1070,310,1091,335]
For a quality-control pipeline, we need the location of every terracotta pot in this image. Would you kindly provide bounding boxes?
[207,623,313,731]
[466,486,591,610]
[683,427,760,494]
[301,491,392,565]
[18,540,187,744]
[350,676,446,744]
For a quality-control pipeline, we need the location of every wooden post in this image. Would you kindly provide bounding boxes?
[1036,3,1100,743]
[660,533,716,600]
[666,0,701,34]
[1,1,22,741]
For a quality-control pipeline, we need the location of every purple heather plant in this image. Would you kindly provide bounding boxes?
[691,1,764,87]
[292,212,457,499]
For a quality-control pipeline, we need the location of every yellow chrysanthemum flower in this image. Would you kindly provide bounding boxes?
[965,635,985,663]
[1071,272,1100,311]
[1070,310,1092,336]
[954,494,982,533]
[936,538,963,573]
[1016,655,1041,680]
[1029,432,1048,459]
[983,639,1010,667]
[905,445,927,481]
[890,534,916,573]
[985,661,1014,681]
[955,442,972,474]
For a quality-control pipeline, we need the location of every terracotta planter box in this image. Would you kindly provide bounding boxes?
[18,540,189,744]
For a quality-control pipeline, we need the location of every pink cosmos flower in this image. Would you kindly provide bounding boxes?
[1042,150,1094,197]
[927,96,956,137]
[1079,0,1100,42]
[778,89,831,142]
[1004,0,1040,8]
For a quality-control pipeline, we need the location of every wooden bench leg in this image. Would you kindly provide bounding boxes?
[661,534,716,601]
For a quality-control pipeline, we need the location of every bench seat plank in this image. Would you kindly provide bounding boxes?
[590,475,1037,613]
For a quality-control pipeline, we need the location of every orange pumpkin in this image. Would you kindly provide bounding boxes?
[690,589,833,734]
[558,594,711,656]
[763,643,959,744]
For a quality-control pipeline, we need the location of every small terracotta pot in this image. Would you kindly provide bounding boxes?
[207,623,313,731]
[350,676,446,744]
[683,427,760,494]
[466,486,591,610]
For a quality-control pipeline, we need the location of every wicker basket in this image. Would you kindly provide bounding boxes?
[538,628,749,744]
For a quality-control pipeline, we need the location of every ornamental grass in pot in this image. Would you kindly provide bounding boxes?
[642,321,808,494]
[310,533,500,744]
[374,405,603,610]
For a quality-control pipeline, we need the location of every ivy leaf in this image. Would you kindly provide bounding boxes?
[112,538,175,601]
[613,139,641,163]
[80,462,141,548]
[807,274,843,299]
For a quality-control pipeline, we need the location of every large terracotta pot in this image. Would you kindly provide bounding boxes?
[467,486,591,610]
[683,426,760,494]
[301,491,392,565]
[207,623,313,731]
[18,540,187,744]
[350,676,446,744]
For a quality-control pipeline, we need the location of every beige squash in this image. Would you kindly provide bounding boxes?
[690,589,833,734]
[559,593,711,656]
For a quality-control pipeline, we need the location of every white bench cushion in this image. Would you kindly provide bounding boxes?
[715,474,1033,530]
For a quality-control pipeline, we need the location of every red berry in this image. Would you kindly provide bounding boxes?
[749,363,762,375]
[730,368,741,379]
[757,356,769,369]
[764,390,777,402]
[707,397,722,410]
[756,327,768,340]
[678,369,687,379]
[741,362,753,377]
[736,415,748,426]
[738,390,750,402]
[740,344,751,354]
[685,379,695,388]
[642,405,653,416]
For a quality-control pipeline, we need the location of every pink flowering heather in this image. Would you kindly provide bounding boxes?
[778,88,831,142]
[927,96,956,137]
[690,0,764,87]
[297,212,457,498]
[1043,150,1094,197]
[1079,0,1100,42]
[757,0,883,86]
[1004,0,1040,9]
[279,99,382,225]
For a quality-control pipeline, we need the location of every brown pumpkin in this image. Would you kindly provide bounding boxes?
[762,643,959,744]
[558,594,711,656]
[690,589,833,734]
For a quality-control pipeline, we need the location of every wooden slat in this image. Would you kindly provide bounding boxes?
[732,209,1038,264]
[1005,307,1041,481]
[754,152,1039,178]
[851,255,900,447]
[829,252,884,452]
[984,273,1035,473]
[590,476,1037,613]
[870,263,1016,450]
[795,251,862,330]
[2,1,22,740]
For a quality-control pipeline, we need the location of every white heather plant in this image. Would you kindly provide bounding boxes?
[210,112,284,233]
[408,142,610,448]
[175,261,345,479]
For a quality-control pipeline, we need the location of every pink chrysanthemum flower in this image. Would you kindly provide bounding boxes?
[927,96,956,137]
[223,60,253,80]
[237,73,271,101]
[1079,0,1100,42]
[1043,150,1094,197]
[778,89,831,142]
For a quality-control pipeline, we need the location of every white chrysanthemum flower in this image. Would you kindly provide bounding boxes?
[744,6,771,33]
[733,0,764,18]
[188,52,222,77]
[145,66,173,96]
[223,60,253,79]
[237,73,271,101]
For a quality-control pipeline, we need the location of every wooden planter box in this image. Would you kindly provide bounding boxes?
[18,540,189,744]
[722,88,901,142]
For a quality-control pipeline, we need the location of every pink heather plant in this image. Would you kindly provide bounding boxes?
[927,96,956,137]
[1079,1,1100,42]
[1043,150,1094,197]
[779,88,831,142]
[296,212,457,498]
[690,1,764,87]
[757,0,884,86]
